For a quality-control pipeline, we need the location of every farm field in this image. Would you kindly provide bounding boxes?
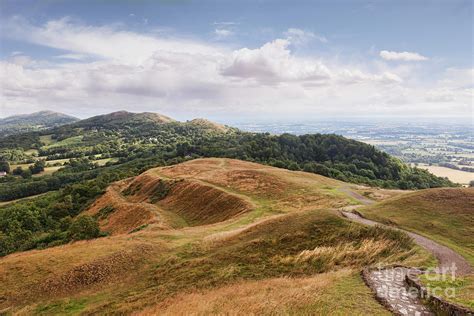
[416,164,473,185]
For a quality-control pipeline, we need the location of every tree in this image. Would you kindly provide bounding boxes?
[29,160,45,174]
[12,166,23,175]
[20,168,32,179]
[0,160,10,173]
[68,215,100,240]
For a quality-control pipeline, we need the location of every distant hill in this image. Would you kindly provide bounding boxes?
[187,118,229,132]
[0,110,455,192]
[72,111,175,129]
[0,111,78,136]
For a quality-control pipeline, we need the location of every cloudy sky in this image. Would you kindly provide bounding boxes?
[0,0,472,121]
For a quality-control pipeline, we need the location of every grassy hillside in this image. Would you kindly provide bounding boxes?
[0,158,433,314]
[359,188,474,265]
[0,111,455,203]
[0,111,78,137]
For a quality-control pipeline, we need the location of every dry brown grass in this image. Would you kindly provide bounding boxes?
[0,237,164,309]
[86,160,260,234]
[38,244,154,296]
[353,185,409,201]
[286,239,400,268]
[0,158,427,314]
[85,182,163,234]
[158,158,291,197]
[159,179,254,226]
[137,268,390,316]
[138,270,349,316]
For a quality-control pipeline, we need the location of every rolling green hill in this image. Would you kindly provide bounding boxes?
[0,111,78,137]
[0,111,455,258]
[0,111,454,193]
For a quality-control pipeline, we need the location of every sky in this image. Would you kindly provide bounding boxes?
[0,0,472,122]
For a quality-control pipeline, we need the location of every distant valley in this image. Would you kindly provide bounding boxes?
[231,120,474,185]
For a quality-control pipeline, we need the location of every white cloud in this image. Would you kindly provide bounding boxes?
[3,16,224,65]
[284,28,327,44]
[214,28,234,39]
[221,39,324,83]
[379,50,428,62]
[220,39,401,85]
[55,53,88,60]
[213,21,238,26]
[0,17,469,119]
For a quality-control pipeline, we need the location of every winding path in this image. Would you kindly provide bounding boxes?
[339,186,472,315]
[342,211,472,276]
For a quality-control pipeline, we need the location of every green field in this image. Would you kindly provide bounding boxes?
[42,135,84,150]
[39,134,56,146]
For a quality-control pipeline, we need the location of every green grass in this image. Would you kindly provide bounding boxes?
[96,205,115,220]
[24,149,39,156]
[39,135,55,146]
[419,274,474,309]
[0,192,53,207]
[32,166,62,177]
[42,136,84,150]
[292,272,391,315]
[148,210,426,299]
[35,298,86,315]
[360,188,474,266]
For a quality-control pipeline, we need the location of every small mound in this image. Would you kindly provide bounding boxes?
[86,170,254,233]
[160,180,253,226]
[85,182,161,235]
[38,245,153,296]
[158,159,288,197]
[121,173,254,226]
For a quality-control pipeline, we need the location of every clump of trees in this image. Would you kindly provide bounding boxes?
[0,160,10,173]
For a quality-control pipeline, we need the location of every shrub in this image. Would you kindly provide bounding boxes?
[68,215,100,240]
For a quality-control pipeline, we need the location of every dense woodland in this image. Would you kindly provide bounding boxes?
[0,111,455,256]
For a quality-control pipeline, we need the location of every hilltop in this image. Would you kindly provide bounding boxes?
[0,111,78,136]
[0,158,432,314]
[71,111,176,129]
[187,118,230,132]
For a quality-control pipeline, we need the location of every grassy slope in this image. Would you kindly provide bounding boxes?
[359,187,474,265]
[419,273,474,309]
[138,269,390,315]
[0,158,433,315]
[359,187,474,309]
